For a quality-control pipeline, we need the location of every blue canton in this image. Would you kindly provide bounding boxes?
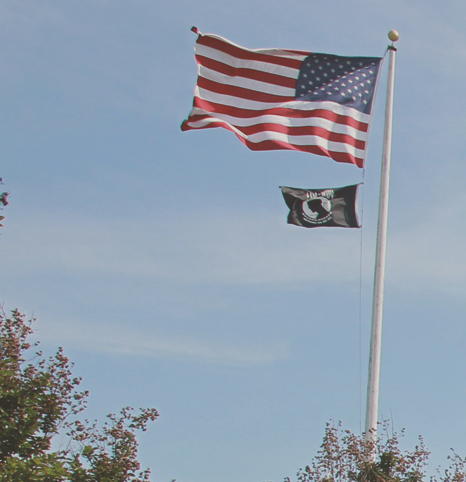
[295,54,382,114]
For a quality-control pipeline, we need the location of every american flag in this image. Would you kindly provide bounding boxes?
[181,29,382,168]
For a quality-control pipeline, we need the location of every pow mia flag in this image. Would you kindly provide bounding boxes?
[280,184,360,228]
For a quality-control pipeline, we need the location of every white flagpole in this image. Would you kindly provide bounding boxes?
[364,30,399,453]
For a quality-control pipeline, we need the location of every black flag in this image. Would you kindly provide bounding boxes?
[280,184,360,228]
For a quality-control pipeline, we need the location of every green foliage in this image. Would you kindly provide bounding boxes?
[0,309,88,464]
[433,451,466,482]
[0,183,8,233]
[0,309,158,482]
[286,422,466,482]
[66,406,159,482]
[1,453,70,482]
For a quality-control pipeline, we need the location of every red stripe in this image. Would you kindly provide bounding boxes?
[197,34,304,70]
[196,55,298,90]
[182,120,363,167]
[280,48,313,55]
[197,76,294,104]
[184,115,366,150]
[246,139,363,167]
[193,97,369,132]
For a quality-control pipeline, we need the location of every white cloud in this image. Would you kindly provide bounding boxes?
[37,316,288,366]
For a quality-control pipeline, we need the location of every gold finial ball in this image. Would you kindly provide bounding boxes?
[388,30,400,42]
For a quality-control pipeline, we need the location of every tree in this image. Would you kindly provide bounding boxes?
[0,308,158,482]
[0,176,8,234]
[287,422,466,482]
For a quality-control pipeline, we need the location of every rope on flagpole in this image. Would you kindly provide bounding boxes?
[358,167,366,434]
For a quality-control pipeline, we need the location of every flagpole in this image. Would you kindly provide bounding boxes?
[364,30,399,453]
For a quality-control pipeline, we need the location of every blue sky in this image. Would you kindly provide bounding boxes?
[1,1,466,481]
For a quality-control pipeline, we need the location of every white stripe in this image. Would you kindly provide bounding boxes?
[195,87,371,123]
[189,107,368,140]
[185,117,364,156]
[245,130,362,155]
[196,43,301,79]
[198,66,295,97]
[202,33,310,60]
